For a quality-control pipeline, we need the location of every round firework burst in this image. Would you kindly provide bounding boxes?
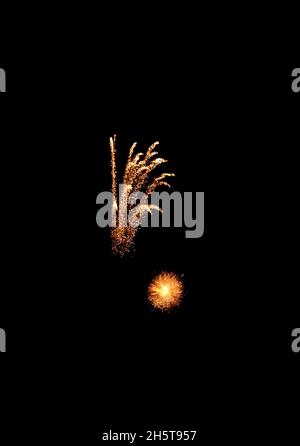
[147,272,184,311]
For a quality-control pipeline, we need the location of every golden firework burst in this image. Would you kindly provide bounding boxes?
[110,135,175,256]
[147,272,184,311]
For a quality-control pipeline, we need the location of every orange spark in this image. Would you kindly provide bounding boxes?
[147,272,184,311]
[109,135,175,256]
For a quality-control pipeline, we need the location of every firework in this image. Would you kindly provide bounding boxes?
[110,135,174,256]
[147,272,184,311]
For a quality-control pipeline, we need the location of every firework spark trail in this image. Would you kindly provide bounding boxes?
[110,135,175,256]
[110,135,118,202]
[148,272,184,311]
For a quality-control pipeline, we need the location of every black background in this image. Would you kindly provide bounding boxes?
[0,35,299,442]
[92,56,300,439]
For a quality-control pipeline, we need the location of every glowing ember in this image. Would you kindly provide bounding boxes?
[110,135,174,256]
[147,272,184,311]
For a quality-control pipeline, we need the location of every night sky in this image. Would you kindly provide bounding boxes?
[1,40,299,441]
